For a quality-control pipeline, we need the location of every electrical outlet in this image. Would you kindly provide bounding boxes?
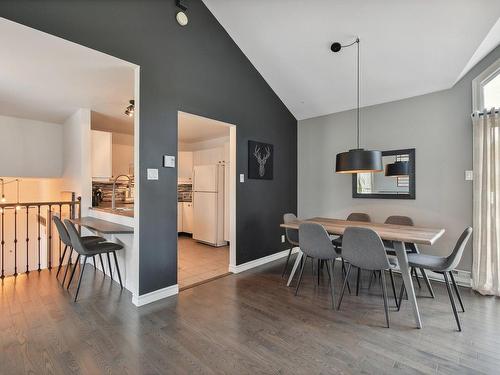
[465,170,473,181]
[281,235,285,243]
[240,174,245,183]
[147,168,159,180]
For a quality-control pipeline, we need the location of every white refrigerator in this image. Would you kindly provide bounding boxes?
[193,163,227,247]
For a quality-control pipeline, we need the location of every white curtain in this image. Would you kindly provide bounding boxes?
[472,108,500,295]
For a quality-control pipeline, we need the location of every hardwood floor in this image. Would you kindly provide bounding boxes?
[1,255,500,374]
[178,235,229,289]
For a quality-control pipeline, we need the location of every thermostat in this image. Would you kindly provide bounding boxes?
[163,155,175,168]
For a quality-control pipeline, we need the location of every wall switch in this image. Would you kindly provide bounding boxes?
[147,168,159,180]
[465,170,473,181]
[163,155,175,168]
[281,235,285,243]
[240,173,245,183]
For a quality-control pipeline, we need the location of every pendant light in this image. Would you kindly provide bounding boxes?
[385,160,409,176]
[332,38,383,174]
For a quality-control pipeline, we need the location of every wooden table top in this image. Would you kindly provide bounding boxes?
[71,217,134,234]
[280,217,444,245]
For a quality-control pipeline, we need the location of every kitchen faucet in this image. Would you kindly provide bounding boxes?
[112,175,132,210]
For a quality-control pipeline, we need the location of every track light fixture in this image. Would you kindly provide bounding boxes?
[124,100,135,117]
[175,0,188,26]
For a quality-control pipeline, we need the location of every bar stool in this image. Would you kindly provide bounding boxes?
[52,216,106,286]
[64,219,124,302]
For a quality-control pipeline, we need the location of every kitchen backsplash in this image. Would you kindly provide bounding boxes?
[93,178,134,203]
[178,183,192,202]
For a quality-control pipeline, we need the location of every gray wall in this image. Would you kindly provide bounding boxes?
[0,0,297,295]
[299,45,500,272]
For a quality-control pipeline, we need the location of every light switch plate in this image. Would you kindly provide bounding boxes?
[147,168,159,180]
[239,173,245,183]
[465,170,473,181]
[163,155,175,168]
[281,235,285,243]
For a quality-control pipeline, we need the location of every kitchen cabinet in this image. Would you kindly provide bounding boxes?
[178,151,193,182]
[182,202,193,234]
[91,130,112,179]
[177,202,183,233]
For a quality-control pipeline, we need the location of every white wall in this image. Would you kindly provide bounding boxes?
[0,115,63,177]
[61,108,92,215]
[112,132,134,176]
[179,135,229,152]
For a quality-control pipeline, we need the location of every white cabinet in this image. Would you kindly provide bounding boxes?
[91,130,112,179]
[182,202,193,234]
[177,202,183,233]
[178,151,193,182]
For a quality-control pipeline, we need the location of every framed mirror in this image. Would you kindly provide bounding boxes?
[352,148,415,199]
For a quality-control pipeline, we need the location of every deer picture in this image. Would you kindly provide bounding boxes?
[253,145,271,177]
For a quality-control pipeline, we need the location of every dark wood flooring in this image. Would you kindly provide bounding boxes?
[1,256,500,374]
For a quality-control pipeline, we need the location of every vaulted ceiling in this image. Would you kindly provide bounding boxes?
[203,0,500,120]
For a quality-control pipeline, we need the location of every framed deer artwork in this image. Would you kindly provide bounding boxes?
[248,140,273,180]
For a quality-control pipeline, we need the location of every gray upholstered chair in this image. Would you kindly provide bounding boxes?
[383,215,434,299]
[332,212,371,296]
[295,222,340,309]
[338,227,397,328]
[53,216,106,285]
[64,219,124,302]
[398,227,472,331]
[282,213,300,278]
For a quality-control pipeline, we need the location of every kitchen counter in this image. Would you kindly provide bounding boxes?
[71,216,134,234]
[90,202,134,217]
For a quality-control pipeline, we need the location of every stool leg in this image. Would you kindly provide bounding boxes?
[56,245,68,278]
[74,255,88,302]
[107,252,113,279]
[67,254,80,289]
[112,251,123,289]
[62,248,73,286]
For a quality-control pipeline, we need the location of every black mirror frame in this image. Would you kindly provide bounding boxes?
[352,148,416,200]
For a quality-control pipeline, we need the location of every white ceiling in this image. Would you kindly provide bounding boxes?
[178,111,230,143]
[203,0,500,120]
[0,18,135,126]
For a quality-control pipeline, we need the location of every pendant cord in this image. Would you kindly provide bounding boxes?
[356,38,360,149]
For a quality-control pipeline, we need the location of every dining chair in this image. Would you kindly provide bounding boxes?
[338,226,398,328]
[383,215,435,299]
[398,227,472,331]
[64,219,124,302]
[332,212,371,296]
[52,216,106,285]
[282,213,300,278]
[295,222,340,309]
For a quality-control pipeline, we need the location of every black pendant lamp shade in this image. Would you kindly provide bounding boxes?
[336,149,383,173]
[385,161,409,176]
[332,38,382,174]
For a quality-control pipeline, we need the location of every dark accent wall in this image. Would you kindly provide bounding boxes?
[0,0,297,294]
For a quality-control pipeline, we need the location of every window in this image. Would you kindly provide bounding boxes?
[472,58,500,111]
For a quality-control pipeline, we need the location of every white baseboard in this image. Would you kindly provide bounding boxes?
[132,284,179,307]
[229,248,299,274]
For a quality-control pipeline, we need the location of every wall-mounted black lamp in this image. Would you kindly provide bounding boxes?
[176,0,188,26]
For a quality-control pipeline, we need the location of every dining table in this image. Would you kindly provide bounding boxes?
[280,217,445,329]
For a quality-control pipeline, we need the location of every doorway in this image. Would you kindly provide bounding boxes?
[177,111,236,290]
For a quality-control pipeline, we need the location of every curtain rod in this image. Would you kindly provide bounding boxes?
[471,109,499,117]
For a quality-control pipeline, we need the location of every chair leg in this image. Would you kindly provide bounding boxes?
[295,256,308,296]
[99,254,106,276]
[56,245,68,278]
[92,256,96,270]
[337,264,352,310]
[74,256,88,302]
[368,271,374,289]
[388,269,399,309]
[107,252,113,279]
[380,271,390,328]
[317,259,321,285]
[341,258,351,295]
[443,272,462,331]
[67,254,81,290]
[412,267,422,289]
[420,268,434,298]
[281,248,293,278]
[397,283,405,311]
[62,248,73,286]
[327,259,335,309]
[356,267,361,296]
[449,271,465,312]
[112,251,123,289]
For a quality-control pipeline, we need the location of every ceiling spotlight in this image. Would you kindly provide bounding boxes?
[176,0,188,26]
[124,99,135,117]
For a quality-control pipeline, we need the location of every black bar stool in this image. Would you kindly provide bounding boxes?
[64,219,124,302]
[53,216,106,285]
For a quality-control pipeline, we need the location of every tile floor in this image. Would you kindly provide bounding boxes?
[178,235,229,289]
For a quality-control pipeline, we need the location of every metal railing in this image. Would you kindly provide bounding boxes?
[0,195,81,278]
